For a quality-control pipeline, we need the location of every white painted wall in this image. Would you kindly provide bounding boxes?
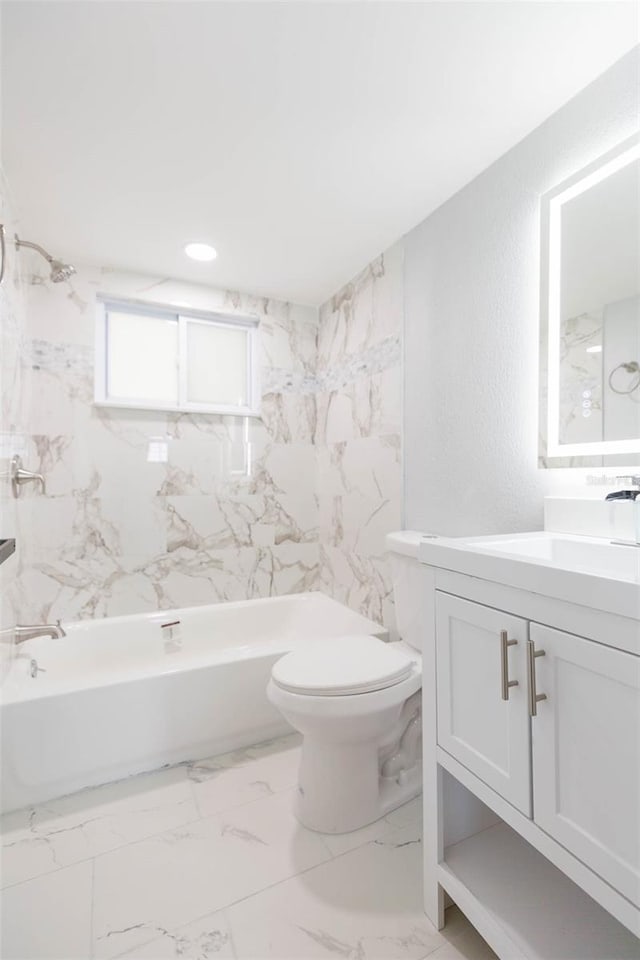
[403,47,640,537]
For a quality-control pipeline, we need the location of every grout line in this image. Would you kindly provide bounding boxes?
[222,907,239,960]
[0,732,301,828]
[0,799,204,893]
[3,752,424,957]
[208,817,422,918]
[89,857,95,960]
[1,770,303,890]
[190,779,299,824]
[317,835,336,860]
[51,811,419,957]
[108,815,410,948]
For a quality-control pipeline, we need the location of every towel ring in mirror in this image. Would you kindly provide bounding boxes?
[608,361,640,397]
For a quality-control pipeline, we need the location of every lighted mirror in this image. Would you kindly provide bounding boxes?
[540,135,640,467]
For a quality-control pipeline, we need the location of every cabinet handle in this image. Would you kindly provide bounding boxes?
[500,630,518,701]
[527,639,547,717]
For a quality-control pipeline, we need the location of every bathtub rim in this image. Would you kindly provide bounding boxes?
[1,591,388,706]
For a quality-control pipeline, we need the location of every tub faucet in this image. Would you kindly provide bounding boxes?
[14,621,66,644]
[160,619,182,650]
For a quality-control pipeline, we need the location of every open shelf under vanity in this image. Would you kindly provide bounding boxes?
[439,809,639,960]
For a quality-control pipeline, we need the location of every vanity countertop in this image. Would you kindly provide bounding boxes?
[418,531,639,622]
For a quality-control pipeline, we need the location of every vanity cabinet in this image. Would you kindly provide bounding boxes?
[435,593,531,815]
[417,529,640,957]
[531,623,640,907]
[435,590,640,911]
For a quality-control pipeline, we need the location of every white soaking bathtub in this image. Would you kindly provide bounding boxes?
[1,592,387,813]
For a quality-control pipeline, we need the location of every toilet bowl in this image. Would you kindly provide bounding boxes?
[267,531,428,834]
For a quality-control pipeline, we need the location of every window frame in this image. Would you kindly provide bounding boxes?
[94,296,261,417]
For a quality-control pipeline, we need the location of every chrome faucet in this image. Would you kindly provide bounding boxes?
[606,476,640,546]
[14,621,66,644]
[605,476,640,502]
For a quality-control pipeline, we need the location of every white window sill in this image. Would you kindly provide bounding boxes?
[93,400,262,418]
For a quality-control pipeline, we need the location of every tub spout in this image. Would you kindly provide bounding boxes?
[14,621,66,644]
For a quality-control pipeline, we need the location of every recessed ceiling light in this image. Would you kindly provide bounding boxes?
[184,242,217,262]
[586,345,603,354]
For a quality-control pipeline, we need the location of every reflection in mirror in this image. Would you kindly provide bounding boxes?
[541,137,640,465]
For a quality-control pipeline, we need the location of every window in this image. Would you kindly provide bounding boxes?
[95,298,260,415]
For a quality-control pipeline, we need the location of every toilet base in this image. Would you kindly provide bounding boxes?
[293,736,422,834]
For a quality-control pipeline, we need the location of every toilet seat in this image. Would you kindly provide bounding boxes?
[271,635,416,697]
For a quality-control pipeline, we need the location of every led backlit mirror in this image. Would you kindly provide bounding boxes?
[540,135,640,467]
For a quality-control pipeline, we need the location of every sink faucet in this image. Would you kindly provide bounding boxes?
[606,476,640,546]
[14,621,66,644]
[605,476,640,502]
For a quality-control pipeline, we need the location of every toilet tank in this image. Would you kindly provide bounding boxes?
[386,531,431,652]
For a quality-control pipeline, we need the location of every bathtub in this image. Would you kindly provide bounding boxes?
[0,592,387,813]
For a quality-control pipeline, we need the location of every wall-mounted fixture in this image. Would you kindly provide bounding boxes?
[14,234,75,282]
[608,360,640,397]
[14,621,66,644]
[7,455,46,498]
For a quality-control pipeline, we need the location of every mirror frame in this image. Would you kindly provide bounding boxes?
[539,133,640,467]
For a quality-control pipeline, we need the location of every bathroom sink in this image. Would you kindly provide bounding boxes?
[418,531,640,620]
[461,532,640,582]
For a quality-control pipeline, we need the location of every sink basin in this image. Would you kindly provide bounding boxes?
[462,533,640,582]
[417,531,640,621]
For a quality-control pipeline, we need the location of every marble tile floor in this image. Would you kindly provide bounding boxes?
[0,734,496,960]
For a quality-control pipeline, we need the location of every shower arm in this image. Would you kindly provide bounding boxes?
[14,233,75,283]
[14,236,56,264]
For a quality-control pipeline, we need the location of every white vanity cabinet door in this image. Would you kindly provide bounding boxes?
[436,593,531,816]
[531,623,640,907]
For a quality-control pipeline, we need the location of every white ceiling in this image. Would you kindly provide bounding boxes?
[2,2,638,306]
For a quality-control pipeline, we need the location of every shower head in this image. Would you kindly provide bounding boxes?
[14,235,75,283]
[49,259,76,283]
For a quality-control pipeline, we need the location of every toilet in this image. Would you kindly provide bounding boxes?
[267,531,428,834]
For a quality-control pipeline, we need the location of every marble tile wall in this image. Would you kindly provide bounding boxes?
[0,175,28,669]
[315,241,403,634]
[6,238,403,631]
[11,262,319,622]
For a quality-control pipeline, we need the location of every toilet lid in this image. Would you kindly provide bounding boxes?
[271,635,416,696]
